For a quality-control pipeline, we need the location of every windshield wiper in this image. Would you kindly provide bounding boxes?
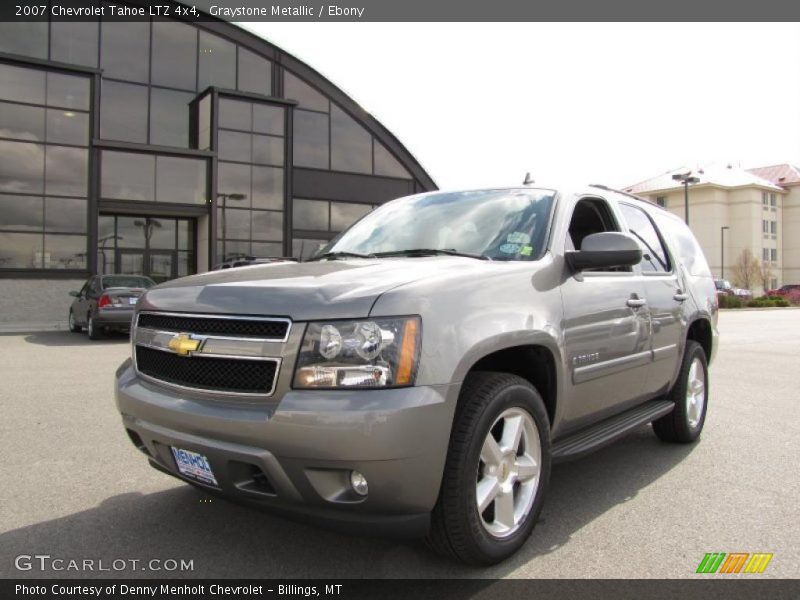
[373,248,492,261]
[305,251,376,262]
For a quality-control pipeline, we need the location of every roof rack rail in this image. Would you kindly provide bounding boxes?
[588,184,649,203]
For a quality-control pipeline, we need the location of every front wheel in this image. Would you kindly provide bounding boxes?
[652,340,708,443]
[427,372,551,565]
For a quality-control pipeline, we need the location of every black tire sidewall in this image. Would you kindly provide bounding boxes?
[676,342,708,438]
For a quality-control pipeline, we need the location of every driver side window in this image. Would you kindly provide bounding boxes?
[566,197,628,272]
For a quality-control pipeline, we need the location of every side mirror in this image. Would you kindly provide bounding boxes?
[565,232,642,272]
[69,290,80,297]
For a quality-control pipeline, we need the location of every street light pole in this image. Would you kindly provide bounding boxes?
[672,171,700,226]
[720,226,729,280]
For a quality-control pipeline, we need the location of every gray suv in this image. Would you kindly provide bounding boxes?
[115,185,718,565]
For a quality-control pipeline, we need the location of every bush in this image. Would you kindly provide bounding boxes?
[746,295,789,308]
[786,289,800,306]
[718,294,743,309]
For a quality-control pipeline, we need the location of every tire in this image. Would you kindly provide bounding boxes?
[652,340,708,443]
[68,310,81,333]
[427,372,551,565]
[87,314,103,340]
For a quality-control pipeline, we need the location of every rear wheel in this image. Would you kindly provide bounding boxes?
[652,340,708,443]
[68,310,81,333]
[427,372,551,565]
[87,314,103,340]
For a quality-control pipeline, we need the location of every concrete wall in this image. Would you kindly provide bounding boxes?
[0,279,85,331]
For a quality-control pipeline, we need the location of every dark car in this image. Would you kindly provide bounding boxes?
[68,275,155,339]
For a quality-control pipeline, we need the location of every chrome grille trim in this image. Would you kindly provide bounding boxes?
[136,311,292,342]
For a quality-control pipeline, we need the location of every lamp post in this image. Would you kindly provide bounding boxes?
[217,192,247,261]
[672,171,700,226]
[720,226,729,280]
[98,233,123,274]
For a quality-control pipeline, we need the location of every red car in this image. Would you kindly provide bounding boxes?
[767,284,800,297]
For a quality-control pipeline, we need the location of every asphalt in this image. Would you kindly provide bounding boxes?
[0,310,798,579]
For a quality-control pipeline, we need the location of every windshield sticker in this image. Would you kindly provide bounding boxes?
[507,232,531,244]
[499,243,521,254]
[520,245,533,256]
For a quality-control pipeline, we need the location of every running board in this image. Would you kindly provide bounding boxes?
[552,399,675,463]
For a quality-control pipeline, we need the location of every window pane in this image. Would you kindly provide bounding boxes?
[0,64,45,104]
[238,47,271,96]
[98,215,115,245]
[198,31,235,90]
[100,21,149,83]
[45,146,88,196]
[251,242,283,257]
[151,21,197,91]
[253,134,283,166]
[374,142,411,179]
[47,72,91,111]
[149,88,193,147]
[148,218,177,249]
[156,156,207,204]
[117,217,148,248]
[197,94,212,150]
[252,211,283,241]
[101,151,155,201]
[45,198,86,233]
[219,98,251,131]
[292,237,326,260]
[0,22,48,59]
[218,130,252,162]
[253,103,284,135]
[619,204,671,273]
[331,105,371,174]
[44,234,87,269]
[218,240,250,261]
[51,21,99,67]
[0,104,45,142]
[0,195,43,231]
[330,202,370,231]
[177,220,194,250]
[0,232,43,268]
[293,110,329,169]
[252,166,283,210]
[177,251,194,277]
[217,162,251,205]
[0,140,44,193]
[284,71,328,112]
[293,198,328,231]
[101,81,148,143]
[46,109,89,146]
[219,208,250,239]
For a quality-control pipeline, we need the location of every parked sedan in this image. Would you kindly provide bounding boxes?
[68,275,156,340]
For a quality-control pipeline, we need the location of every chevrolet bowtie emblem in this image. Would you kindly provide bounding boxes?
[168,333,202,357]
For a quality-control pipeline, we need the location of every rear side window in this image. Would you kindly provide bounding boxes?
[618,203,671,273]
[651,210,712,278]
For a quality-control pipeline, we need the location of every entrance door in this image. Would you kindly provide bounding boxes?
[115,249,175,283]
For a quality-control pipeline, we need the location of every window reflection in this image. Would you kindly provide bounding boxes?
[101,151,155,201]
[237,47,271,96]
[284,72,328,112]
[198,31,235,90]
[252,166,282,210]
[0,104,45,142]
[44,234,87,269]
[251,211,283,241]
[46,110,89,146]
[373,142,411,179]
[0,141,44,194]
[44,198,87,233]
[101,21,150,83]
[0,22,48,59]
[45,146,88,197]
[0,232,43,268]
[0,195,43,231]
[0,64,45,104]
[331,104,372,174]
[293,110,329,169]
[46,72,91,111]
[294,198,328,231]
[51,21,99,68]
[100,80,148,143]
[149,88,193,148]
[156,156,208,204]
[151,21,197,91]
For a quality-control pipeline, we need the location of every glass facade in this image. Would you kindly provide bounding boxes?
[0,16,431,280]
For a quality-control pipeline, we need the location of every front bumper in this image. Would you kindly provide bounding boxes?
[115,360,458,537]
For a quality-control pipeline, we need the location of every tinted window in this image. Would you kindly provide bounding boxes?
[219,98,251,130]
[197,94,212,150]
[44,198,87,233]
[100,21,150,83]
[102,275,155,289]
[251,166,282,210]
[331,105,371,174]
[149,88,193,147]
[0,104,45,142]
[44,234,87,269]
[0,64,45,104]
[100,81,148,143]
[47,109,89,146]
[45,146,88,197]
[294,198,328,231]
[292,238,327,260]
[237,47,271,96]
[331,201,371,230]
[284,72,328,112]
[47,72,91,111]
[0,232,43,268]
[253,104,284,136]
[252,134,283,166]
[101,151,155,201]
[220,208,250,239]
[0,22,48,59]
[218,130,252,163]
[0,140,44,193]
[251,242,283,257]
[0,195,43,231]
[251,211,283,241]
[51,21,99,67]
[147,218,177,249]
[198,32,235,90]
[293,110,329,169]
[151,21,197,91]
[155,156,207,204]
[619,203,671,273]
[374,142,411,179]
[651,211,712,278]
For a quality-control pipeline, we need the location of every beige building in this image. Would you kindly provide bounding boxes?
[625,164,800,292]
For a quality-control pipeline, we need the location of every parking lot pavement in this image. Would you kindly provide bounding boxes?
[1,310,798,579]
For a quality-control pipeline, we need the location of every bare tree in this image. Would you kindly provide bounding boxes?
[759,261,774,293]
[731,248,760,291]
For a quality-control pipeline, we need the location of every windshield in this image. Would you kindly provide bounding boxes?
[316,189,556,261]
[102,276,155,289]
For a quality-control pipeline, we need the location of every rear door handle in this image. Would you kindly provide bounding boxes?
[626,296,647,308]
[674,290,689,302]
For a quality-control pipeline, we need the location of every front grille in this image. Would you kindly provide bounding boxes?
[137,313,288,340]
[136,346,278,395]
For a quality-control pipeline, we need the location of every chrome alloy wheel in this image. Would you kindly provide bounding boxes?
[476,407,541,538]
[685,357,706,429]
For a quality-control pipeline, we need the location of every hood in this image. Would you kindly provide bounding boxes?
[139,257,496,321]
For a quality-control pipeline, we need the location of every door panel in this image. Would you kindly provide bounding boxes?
[640,274,684,394]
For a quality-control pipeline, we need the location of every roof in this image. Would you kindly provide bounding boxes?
[746,164,800,187]
[625,165,783,194]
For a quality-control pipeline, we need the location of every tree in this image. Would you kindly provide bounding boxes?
[759,261,774,293]
[731,248,759,291]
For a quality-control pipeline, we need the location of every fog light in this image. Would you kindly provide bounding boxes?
[349,470,368,496]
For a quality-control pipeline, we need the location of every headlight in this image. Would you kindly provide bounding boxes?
[293,316,421,389]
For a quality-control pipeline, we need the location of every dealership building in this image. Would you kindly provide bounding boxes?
[0,8,436,328]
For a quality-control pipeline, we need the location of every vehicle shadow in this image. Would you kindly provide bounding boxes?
[7,330,131,347]
[0,426,695,579]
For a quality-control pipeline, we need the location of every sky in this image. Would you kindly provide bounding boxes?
[241,22,800,191]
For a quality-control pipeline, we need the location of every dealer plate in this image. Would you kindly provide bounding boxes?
[170,447,218,486]
[128,297,138,305]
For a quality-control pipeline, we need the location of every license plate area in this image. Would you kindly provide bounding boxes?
[128,297,138,305]
[170,447,218,486]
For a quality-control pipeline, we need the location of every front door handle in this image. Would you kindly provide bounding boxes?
[627,295,647,308]
[674,290,689,302]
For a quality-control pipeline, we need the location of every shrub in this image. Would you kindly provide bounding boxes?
[786,289,800,306]
[718,294,743,309]
[746,295,789,308]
